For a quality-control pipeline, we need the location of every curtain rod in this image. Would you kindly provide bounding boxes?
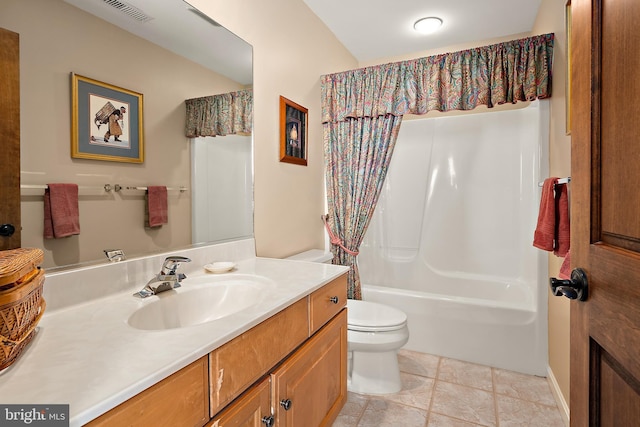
[114,185,188,193]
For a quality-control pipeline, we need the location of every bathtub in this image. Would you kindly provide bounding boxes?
[361,276,547,376]
[358,101,549,376]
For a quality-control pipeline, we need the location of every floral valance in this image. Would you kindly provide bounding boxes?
[321,33,554,123]
[185,89,252,138]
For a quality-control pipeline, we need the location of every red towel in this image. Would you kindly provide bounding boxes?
[533,178,557,252]
[43,183,80,239]
[533,178,570,257]
[146,186,168,228]
[554,183,570,257]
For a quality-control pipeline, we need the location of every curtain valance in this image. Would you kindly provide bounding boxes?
[185,89,253,138]
[321,33,554,123]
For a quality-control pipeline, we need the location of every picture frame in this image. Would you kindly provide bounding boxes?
[279,96,308,166]
[71,73,144,163]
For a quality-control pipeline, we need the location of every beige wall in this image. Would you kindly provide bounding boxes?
[533,0,572,410]
[3,0,245,267]
[187,0,358,259]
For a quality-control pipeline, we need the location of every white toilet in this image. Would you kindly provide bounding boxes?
[286,249,409,395]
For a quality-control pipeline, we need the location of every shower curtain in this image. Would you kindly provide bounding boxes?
[322,34,554,299]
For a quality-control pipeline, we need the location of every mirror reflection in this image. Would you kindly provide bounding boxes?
[4,0,253,269]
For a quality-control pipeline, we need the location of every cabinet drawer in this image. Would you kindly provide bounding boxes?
[85,356,209,427]
[207,377,271,427]
[309,275,347,334]
[209,298,308,417]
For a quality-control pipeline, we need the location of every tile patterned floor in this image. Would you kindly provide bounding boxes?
[333,349,565,427]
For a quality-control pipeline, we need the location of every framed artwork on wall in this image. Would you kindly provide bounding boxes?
[71,73,144,163]
[279,96,308,166]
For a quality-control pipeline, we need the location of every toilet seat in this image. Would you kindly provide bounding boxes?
[347,299,407,332]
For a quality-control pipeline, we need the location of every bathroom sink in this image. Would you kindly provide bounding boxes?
[127,275,276,330]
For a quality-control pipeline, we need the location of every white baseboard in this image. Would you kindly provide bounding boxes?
[547,366,570,426]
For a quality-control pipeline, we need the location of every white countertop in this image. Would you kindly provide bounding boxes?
[0,256,348,426]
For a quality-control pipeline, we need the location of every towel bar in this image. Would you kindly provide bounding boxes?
[113,185,187,193]
[538,177,570,187]
[20,184,113,192]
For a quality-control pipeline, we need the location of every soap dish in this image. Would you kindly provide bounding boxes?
[204,262,236,274]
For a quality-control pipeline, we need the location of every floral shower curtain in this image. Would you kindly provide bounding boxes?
[322,34,554,299]
[185,89,252,138]
[324,114,403,299]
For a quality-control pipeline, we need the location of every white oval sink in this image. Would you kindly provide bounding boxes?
[128,275,275,330]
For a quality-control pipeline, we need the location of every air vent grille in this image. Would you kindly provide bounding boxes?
[101,0,154,23]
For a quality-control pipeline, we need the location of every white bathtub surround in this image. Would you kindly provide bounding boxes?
[0,238,348,426]
[358,101,550,376]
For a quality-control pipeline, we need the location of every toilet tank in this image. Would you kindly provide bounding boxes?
[285,249,333,264]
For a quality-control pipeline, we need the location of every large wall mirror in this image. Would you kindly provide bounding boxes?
[2,0,253,269]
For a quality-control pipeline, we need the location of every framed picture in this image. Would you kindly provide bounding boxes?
[71,73,144,163]
[279,96,308,166]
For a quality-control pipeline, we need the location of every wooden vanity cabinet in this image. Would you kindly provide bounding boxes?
[209,309,347,427]
[272,309,347,427]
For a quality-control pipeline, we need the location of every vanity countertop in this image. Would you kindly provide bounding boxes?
[0,257,348,427]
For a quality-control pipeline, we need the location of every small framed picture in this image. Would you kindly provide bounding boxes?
[71,73,144,163]
[279,96,307,166]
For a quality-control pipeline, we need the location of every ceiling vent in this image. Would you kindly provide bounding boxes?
[101,0,154,23]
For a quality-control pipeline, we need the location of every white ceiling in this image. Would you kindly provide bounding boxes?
[303,0,543,63]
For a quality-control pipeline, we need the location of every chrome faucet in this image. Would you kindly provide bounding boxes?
[134,256,192,298]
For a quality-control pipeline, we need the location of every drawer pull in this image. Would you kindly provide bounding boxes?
[280,398,292,410]
[262,415,275,427]
[329,296,339,304]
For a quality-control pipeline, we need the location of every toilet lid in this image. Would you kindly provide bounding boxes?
[347,299,407,332]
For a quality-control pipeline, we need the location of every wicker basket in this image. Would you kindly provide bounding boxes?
[0,248,46,371]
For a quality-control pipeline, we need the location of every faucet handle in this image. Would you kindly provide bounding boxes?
[161,256,191,275]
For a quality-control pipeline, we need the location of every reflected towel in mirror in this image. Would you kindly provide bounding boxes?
[145,186,168,228]
[43,183,80,239]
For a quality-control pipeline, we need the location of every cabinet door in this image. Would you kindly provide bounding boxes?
[271,309,347,427]
[207,378,271,427]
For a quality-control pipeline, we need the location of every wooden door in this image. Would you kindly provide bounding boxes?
[0,27,21,250]
[271,309,347,427]
[570,0,640,425]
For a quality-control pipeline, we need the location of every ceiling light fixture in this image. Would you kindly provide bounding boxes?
[413,17,443,34]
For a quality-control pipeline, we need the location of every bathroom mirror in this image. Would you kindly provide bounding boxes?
[6,0,253,269]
